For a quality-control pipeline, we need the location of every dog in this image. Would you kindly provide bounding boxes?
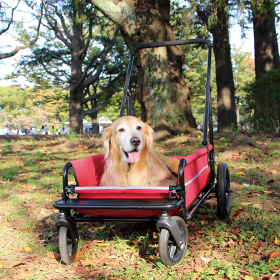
[100,116,179,186]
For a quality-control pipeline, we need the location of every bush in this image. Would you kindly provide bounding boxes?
[244,69,280,134]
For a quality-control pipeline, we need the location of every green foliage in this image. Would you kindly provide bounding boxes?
[244,69,280,134]
[0,85,69,129]
[7,1,128,129]
[231,46,255,125]
[170,1,216,124]
[248,0,276,20]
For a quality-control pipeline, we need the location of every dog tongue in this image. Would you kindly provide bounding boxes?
[128,151,139,163]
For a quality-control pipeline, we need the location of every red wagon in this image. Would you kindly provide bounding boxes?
[53,39,231,266]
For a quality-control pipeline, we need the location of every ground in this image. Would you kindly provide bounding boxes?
[0,131,279,279]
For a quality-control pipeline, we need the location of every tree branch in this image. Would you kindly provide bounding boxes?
[82,71,125,104]
[41,62,70,83]
[90,0,136,33]
[194,2,209,26]
[83,27,120,87]
[0,0,20,35]
[46,2,72,42]
[45,9,72,50]
[0,1,44,61]
[83,88,116,115]
[72,26,120,94]
[76,16,93,58]
[45,50,71,66]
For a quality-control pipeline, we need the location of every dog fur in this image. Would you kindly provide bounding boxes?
[100,116,179,186]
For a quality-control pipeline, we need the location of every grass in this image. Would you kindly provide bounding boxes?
[0,134,279,279]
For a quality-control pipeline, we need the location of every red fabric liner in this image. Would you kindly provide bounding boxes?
[71,145,213,217]
[71,153,105,187]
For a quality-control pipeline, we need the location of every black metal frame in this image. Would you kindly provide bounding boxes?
[119,39,215,183]
[53,39,217,260]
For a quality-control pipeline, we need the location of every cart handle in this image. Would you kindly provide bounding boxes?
[178,159,187,192]
[120,39,213,118]
[62,162,77,199]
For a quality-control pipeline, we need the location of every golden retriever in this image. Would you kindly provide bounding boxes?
[100,116,179,186]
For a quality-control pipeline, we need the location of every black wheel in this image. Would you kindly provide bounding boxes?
[59,226,78,264]
[217,162,231,219]
[158,216,188,266]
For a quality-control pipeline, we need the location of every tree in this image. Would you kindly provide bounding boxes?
[241,0,280,131]
[244,69,280,133]
[0,85,69,130]
[193,0,238,131]
[13,0,126,134]
[0,0,43,60]
[90,0,197,137]
[170,1,217,124]
[249,0,280,79]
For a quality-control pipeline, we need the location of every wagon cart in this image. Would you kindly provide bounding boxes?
[53,39,231,266]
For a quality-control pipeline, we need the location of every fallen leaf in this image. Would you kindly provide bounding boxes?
[249,236,256,242]
[89,225,106,232]
[195,257,202,265]
[201,256,211,263]
[265,237,270,242]
[268,251,280,262]
[95,243,110,247]
[244,276,255,280]
[179,266,193,274]
[195,265,204,273]
[46,252,60,259]
[130,240,139,246]
[80,259,96,266]
[7,261,26,269]
[209,266,218,275]
[43,257,58,264]
[76,266,88,274]
[148,255,155,261]
[263,191,273,194]
[274,237,280,245]
[22,247,33,252]
[75,252,84,261]
[266,179,275,184]
[270,170,277,174]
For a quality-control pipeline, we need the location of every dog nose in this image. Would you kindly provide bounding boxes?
[130,137,141,147]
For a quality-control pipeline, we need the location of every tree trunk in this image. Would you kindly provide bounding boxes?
[252,0,280,130]
[196,0,237,131]
[69,14,84,134]
[253,0,280,79]
[91,0,196,136]
[211,25,237,131]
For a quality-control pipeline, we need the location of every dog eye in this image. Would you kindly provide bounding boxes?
[118,128,125,132]
[136,126,142,131]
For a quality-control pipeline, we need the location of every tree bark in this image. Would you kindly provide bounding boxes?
[211,16,237,131]
[252,0,280,79]
[91,0,196,136]
[69,19,84,134]
[196,0,237,131]
[251,0,280,131]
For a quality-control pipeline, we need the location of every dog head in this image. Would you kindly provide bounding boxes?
[103,116,153,163]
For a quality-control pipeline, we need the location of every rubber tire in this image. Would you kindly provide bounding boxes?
[217,162,231,219]
[158,216,188,266]
[59,226,78,264]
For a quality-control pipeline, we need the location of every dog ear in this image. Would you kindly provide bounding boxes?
[103,126,112,158]
[143,123,154,150]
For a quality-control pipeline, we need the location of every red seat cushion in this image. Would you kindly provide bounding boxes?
[71,154,105,187]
